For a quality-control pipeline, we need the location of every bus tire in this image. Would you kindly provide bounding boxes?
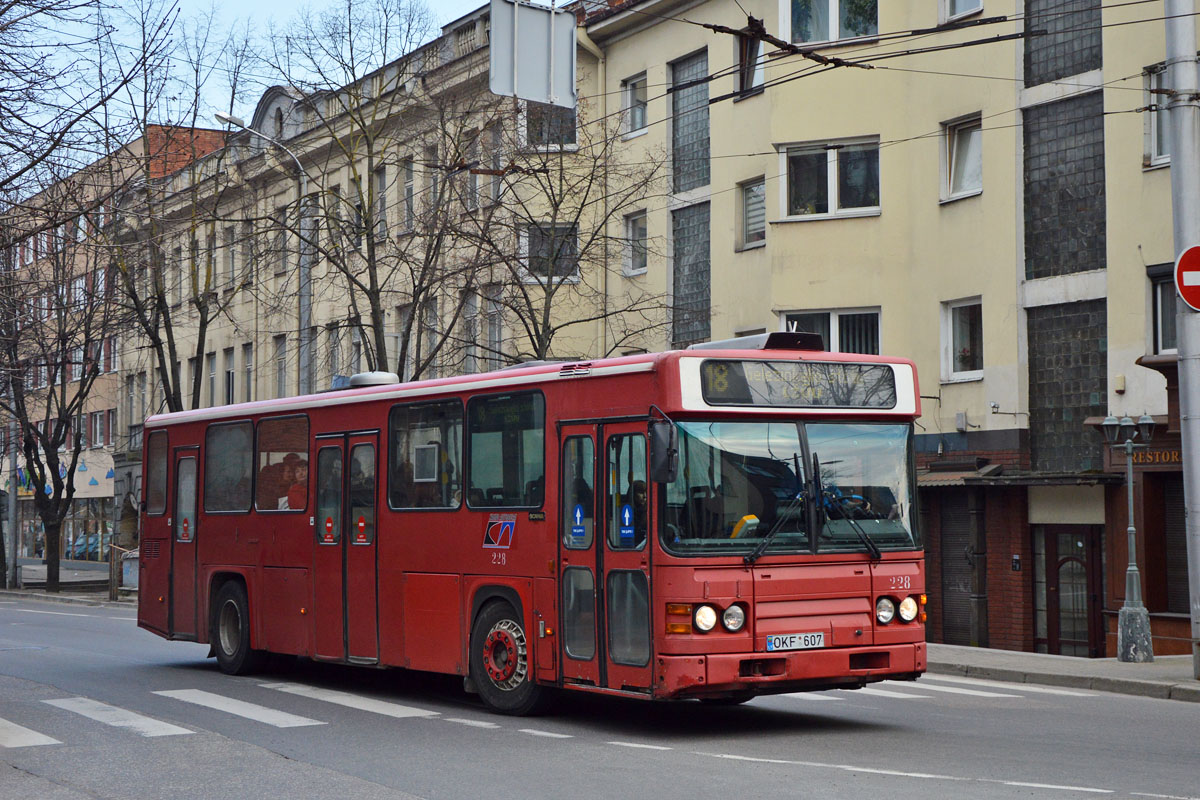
[211,580,265,675]
[469,601,546,716]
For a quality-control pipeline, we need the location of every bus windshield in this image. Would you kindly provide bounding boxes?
[661,421,918,556]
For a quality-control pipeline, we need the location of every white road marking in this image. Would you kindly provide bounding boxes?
[443,717,500,728]
[609,741,672,751]
[13,609,92,618]
[0,717,60,748]
[921,674,1096,696]
[848,686,931,699]
[995,781,1111,794]
[779,692,840,701]
[698,752,1115,794]
[43,697,192,737]
[113,617,138,621]
[519,728,573,738]
[884,681,1019,698]
[260,682,439,719]
[1132,793,1200,800]
[153,689,324,728]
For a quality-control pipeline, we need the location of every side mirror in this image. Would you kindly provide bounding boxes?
[648,419,678,484]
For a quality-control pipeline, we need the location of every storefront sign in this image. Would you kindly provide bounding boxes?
[1131,448,1182,466]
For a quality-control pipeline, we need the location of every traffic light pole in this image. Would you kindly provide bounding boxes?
[1164,0,1200,679]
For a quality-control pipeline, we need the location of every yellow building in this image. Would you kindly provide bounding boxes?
[585,0,1192,656]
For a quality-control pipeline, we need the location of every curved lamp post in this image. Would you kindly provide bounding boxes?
[214,112,313,396]
[1102,413,1156,663]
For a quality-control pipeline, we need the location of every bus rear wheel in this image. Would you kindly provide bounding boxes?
[470,601,547,715]
[211,580,264,675]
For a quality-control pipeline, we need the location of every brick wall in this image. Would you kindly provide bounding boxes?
[1027,300,1108,472]
[984,488,1033,650]
[1024,0,1101,87]
[1023,91,1106,279]
[144,125,226,179]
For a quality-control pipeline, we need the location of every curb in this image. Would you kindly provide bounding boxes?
[0,589,135,608]
[926,661,1200,703]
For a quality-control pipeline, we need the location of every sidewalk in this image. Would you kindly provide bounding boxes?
[928,642,1200,703]
[0,561,134,607]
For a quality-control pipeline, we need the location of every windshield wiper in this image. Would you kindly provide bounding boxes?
[828,495,882,562]
[745,452,805,565]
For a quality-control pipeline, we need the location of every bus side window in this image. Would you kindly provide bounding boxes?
[562,436,594,549]
[466,392,544,509]
[255,415,310,512]
[204,421,252,512]
[388,400,463,509]
[145,430,168,515]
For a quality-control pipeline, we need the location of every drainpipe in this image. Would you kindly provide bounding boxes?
[577,27,608,356]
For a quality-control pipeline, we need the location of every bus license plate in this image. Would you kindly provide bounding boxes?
[766,632,825,652]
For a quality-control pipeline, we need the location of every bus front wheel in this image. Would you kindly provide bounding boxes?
[469,601,547,715]
[211,580,264,675]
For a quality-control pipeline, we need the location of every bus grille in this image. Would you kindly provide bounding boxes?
[143,540,161,559]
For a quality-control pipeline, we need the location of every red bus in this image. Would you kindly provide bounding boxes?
[138,333,926,714]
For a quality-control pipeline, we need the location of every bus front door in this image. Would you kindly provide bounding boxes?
[169,448,199,639]
[313,432,380,663]
[558,421,652,693]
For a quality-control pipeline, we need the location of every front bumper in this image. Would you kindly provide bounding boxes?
[653,642,926,699]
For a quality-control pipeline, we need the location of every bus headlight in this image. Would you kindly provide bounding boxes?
[876,597,896,625]
[898,596,919,622]
[694,604,717,632]
[721,604,746,632]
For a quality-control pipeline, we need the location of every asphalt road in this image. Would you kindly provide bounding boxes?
[1,596,1197,800]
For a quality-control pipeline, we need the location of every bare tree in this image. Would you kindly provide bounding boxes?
[0,172,122,591]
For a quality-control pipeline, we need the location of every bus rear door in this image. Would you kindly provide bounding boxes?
[313,431,380,663]
[169,446,199,639]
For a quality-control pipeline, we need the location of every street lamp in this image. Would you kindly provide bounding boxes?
[214,112,314,395]
[1101,412,1157,662]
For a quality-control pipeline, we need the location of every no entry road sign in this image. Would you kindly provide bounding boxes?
[1175,245,1200,311]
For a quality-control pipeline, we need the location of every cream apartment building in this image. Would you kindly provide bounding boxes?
[584,0,1192,656]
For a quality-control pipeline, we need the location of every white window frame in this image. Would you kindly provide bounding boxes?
[373,165,388,240]
[778,307,881,354]
[942,114,983,202]
[621,73,648,138]
[782,0,878,46]
[520,223,580,284]
[1153,275,1178,355]
[739,177,767,249]
[942,0,983,24]
[1146,65,1170,168]
[777,137,881,222]
[624,211,648,275]
[223,225,237,286]
[941,297,984,382]
[401,159,415,229]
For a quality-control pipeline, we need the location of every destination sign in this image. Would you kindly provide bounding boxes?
[700,360,897,409]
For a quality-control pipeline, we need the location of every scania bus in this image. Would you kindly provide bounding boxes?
[137,332,926,714]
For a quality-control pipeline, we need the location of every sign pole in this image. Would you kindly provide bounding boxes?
[1164,0,1200,679]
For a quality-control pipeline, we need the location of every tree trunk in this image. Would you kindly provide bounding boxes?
[43,521,60,593]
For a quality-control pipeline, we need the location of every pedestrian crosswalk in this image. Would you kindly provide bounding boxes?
[0,674,1099,749]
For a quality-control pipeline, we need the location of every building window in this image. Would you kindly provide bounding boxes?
[790,0,876,44]
[526,101,576,147]
[425,146,440,208]
[943,298,983,380]
[484,284,503,370]
[782,308,880,354]
[242,343,253,403]
[274,211,288,275]
[1147,66,1170,166]
[736,33,765,96]
[373,166,387,239]
[223,347,235,405]
[671,51,710,193]
[623,74,647,134]
[401,159,415,229]
[1154,275,1178,354]
[488,127,505,203]
[783,139,879,218]
[944,0,982,21]
[206,352,216,407]
[944,115,982,200]
[462,292,478,375]
[89,411,104,449]
[671,202,711,348]
[740,178,766,247]
[222,226,236,286]
[465,136,480,211]
[525,223,579,281]
[625,212,648,274]
[273,334,287,398]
